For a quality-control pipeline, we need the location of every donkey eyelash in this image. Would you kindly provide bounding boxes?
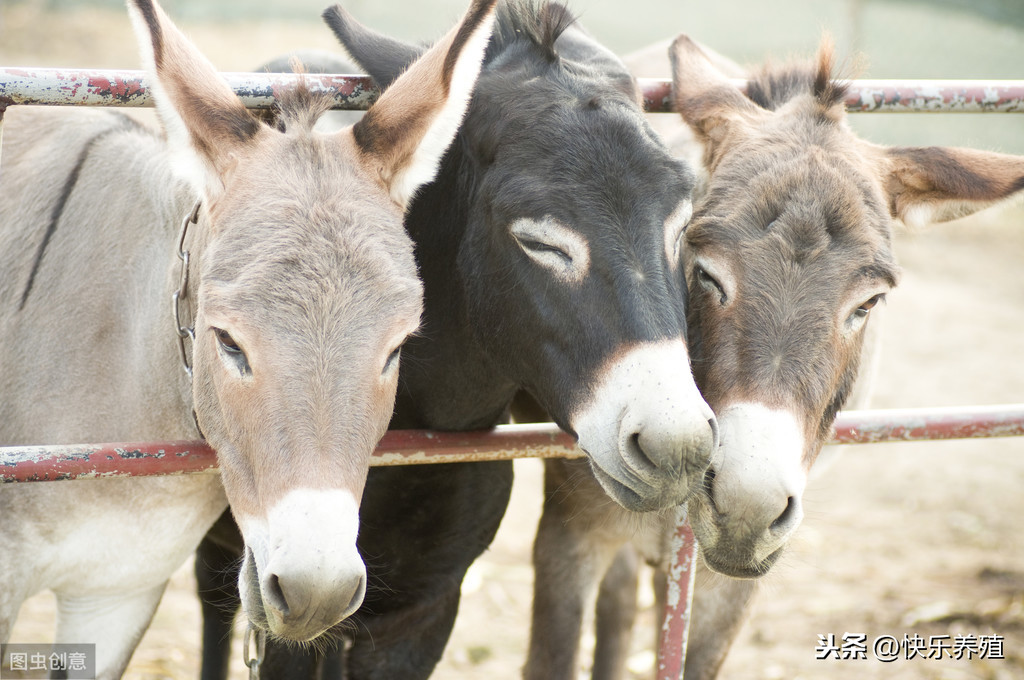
[384,344,403,373]
[213,327,252,377]
[518,238,571,262]
[854,293,886,318]
[695,266,727,305]
[214,327,243,354]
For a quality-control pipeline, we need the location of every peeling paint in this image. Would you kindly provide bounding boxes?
[656,507,697,680]
[637,77,1024,114]
[372,445,581,467]
[0,441,218,482]
[832,404,1024,444]
[0,68,379,111]
[2,70,1023,114]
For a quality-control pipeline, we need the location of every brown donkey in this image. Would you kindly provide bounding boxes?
[527,36,1024,679]
[0,0,496,676]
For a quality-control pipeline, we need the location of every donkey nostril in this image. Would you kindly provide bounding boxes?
[707,417,720,449]
[346,572,368,613]
[627,431,656,468]
[264,573,290,617]
[770,496,799,533]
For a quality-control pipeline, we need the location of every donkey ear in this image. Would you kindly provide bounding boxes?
[881,145,1024,227]
[670,34,762,168]
[344,0,497,209]
[322,4,427,89]
[127,0,264,198]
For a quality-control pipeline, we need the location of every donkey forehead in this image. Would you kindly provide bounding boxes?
[473,59,687,173]
[696,144,892,249]
[201,206,423,327]
[209,137,417,270]
[485,109,693,217]
[201,273,422,356]
[690,216,897,295]
[225,127,412,221]
[207,200,416,269]
[506,95,663,159]
[729,119,890,224]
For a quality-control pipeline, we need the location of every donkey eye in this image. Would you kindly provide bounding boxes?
[518,238,571,263]
[384,347,402,373]
[213,327,251,377]
[383,340,408,375]
[508,217,589,282]
[214,328,243,354]
[854,293,885,319]
[695,266,727,305]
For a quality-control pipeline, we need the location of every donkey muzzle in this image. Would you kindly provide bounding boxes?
[691,402,808,578]
[572,339,718,512]
[237,488,366,641]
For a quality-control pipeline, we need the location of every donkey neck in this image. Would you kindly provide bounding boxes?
[391,143,518,432]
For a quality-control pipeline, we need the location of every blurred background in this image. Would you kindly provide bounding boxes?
[2,1,1023,679]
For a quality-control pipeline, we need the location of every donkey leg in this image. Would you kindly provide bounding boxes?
[343,461,513,680]
[344,585,461,680]
[55,582,167,680]
[591,545,640,680]
[525,505,592,680]
[0,581,30,645]
[195,513,244,680]
[525,460,626,680]
[682,571,759,680]
[651,562,759,680]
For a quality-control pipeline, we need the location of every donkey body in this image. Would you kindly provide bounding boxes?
[0,0,498,676]
[197,2,721,678]
[527,36,1024,680]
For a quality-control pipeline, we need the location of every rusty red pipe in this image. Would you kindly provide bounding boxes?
[3,404,1024,483]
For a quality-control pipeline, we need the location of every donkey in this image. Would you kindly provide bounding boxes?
[526,35,1024,680]
[195,2,720,678]
[0,0,498,676]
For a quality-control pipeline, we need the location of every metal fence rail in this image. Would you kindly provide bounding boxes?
[4,404,1024,483]
[4,68,1024,114]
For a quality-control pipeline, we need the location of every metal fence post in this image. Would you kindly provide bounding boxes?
[656,507,698,680]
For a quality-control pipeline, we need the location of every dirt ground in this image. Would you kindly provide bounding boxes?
[4,3,1024,680]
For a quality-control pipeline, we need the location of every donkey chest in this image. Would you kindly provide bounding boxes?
[1,474,226,595]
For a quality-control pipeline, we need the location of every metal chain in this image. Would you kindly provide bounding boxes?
[243,624,267,680]
[171,200,201,378]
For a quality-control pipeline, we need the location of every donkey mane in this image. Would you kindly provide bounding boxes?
[487,0,577,64]
[745,41,849,114]
[269,78,336,133]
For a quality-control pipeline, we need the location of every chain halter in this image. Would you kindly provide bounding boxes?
[173,203,267,672]
[172,200,201,377]
[244,624,267,680]
[171,200,207,438]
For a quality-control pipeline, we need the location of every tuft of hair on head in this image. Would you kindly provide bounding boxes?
[743,33,851,117]
[492,0,577,63]
[810,33,850,111]
[270,61,336,134]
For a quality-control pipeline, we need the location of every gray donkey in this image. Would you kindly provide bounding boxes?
[0,0,497,676]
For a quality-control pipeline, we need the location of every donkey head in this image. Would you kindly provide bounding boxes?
[671,35,1024,577]
[325,1,718,513]
[128,0,496,641]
